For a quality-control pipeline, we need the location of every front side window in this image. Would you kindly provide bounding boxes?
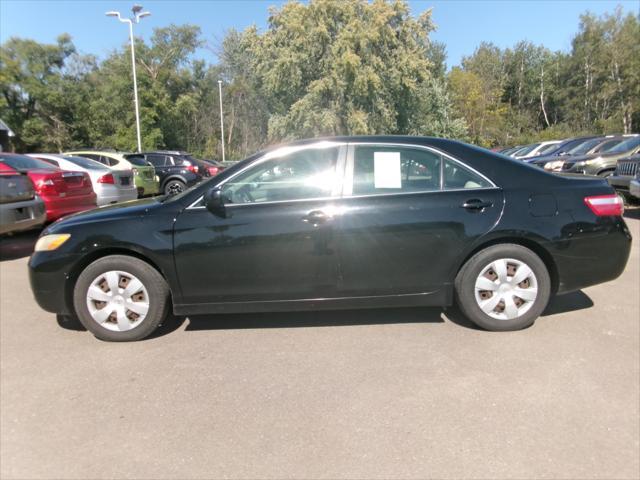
[221,146,340,204]
[352,146,441,195]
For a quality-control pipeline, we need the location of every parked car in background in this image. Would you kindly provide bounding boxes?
[630,168,640,201]
[64,150,160,197]
[28,154,138,206]
[545,135,640,176]
[512,140,562,159]
[124,151,203,195]
[608,154,640,204]
[0,153,96,222]
[0,162,46,235]
[524,136,605,165]
[29,136,631,341]
[191,158,225,177]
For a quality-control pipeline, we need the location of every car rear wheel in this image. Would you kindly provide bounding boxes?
[454,244,551,331]
[73,255,170,341]
[164,179,186,195]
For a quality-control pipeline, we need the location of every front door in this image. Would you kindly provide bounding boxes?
[334,143,504,297]
[173,143,346,305]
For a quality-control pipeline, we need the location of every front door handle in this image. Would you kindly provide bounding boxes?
[302,210,329,226]
[461,199,493,210]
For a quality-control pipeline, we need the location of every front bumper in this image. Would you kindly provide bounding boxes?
[29,251,79,315]
[630,179,640,199]
[607,175,632,192]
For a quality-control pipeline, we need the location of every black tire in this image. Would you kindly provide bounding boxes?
[72,255,170,342]
[164,179,186,195]
[454,244,551,331]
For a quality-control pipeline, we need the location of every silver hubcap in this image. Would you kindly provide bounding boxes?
[474,258,538,320]
[85,270,149,331]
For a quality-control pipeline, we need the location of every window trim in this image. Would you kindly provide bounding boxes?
[343,142,497,197]
[187,141,348,209]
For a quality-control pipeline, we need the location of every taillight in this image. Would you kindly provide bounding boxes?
[584,194,624,216]
[208,166,219,176]
[186,164,197,174]
[97,173,115,184]
[36,178,59,195]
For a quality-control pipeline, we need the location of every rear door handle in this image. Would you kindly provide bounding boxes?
[461,199,493,210]
[302,210,329,226]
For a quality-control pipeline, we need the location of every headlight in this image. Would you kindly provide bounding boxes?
[585,157,603,165]
[155,175,160,182]
[545,160,564,171]
[34,234,71,252]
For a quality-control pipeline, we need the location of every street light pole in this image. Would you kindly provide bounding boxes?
[218,80,225,163]
[106,6,150,153]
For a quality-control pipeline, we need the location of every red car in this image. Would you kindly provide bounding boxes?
[0,153,97,222]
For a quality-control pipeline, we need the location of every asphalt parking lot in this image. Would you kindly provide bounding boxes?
[1,211,639,480]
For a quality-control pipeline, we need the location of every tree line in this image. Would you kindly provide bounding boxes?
[1,0,638,159]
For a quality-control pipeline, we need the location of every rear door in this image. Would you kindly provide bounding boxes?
[333,143,504,297]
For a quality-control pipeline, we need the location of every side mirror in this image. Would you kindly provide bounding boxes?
[204,187,227,217]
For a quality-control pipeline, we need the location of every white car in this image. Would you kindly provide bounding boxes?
[28,154,138,206]
[513,141,562,159]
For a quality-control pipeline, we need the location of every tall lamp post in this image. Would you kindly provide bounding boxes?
[106,5,150,153]
[218,80,225,162]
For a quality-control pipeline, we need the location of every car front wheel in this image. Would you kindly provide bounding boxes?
[73,255,170,341]
[454,244,551,331]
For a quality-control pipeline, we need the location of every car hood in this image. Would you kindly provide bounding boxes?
[45,197,162,233]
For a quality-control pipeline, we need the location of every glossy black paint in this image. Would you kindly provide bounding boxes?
[29,136,632,318]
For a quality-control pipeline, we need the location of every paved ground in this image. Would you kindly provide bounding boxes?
[1,211,639,480]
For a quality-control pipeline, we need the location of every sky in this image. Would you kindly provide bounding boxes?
[1,0,637,68]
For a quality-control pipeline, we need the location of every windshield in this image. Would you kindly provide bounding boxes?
[537,143,559,155]
[0,155,58,171]
[514,143,540,157]
[607,136,640,153]
[567,138,602,155]
[63,155,106,170]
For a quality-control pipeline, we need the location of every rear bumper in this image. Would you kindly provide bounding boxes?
[549,217,632,294]
[95,185,138,206]
[43,193,97,221]
[134,176,160,196]
[630,180,640,199]
[0,197,46,235]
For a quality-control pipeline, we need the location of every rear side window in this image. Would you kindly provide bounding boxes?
[146,154,168,167]
[352,146,441,195]
[443,159,492,189]
[126,155,150,167]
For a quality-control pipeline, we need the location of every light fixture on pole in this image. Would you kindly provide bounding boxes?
[218,80,225,163]
[106,5,151,153]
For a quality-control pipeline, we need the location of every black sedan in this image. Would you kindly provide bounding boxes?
[29,136,631,341]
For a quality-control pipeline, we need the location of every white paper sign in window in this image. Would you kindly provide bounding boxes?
[374,151,401,189]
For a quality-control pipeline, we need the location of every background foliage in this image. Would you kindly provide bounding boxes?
[1,0,638,158]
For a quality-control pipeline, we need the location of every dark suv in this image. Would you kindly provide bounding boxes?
[125,151,203,195]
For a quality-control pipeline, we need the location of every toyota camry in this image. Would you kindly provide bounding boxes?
[29,136,632,341]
